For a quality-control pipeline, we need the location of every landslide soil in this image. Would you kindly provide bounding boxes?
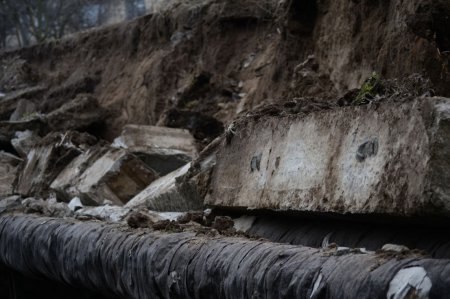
[0,0,449,144]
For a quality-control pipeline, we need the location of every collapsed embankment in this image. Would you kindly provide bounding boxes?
[1,0,450,298]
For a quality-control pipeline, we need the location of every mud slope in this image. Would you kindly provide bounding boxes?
[1,0,449,140]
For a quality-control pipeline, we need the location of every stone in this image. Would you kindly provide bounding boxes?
[17,131,97,197]
[68,197,83,212]
[75,205,132,222]
[112,125,198,176]
[0,152,22,197]
[0,195,22,213]
[11,130,42,158]
[381,244,410,253]
[206,97,450,217]
[9,99,37,121]
[51,148,158,206]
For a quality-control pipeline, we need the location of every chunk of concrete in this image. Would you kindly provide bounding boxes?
[126,163,200,211]
[206,97,450,217]
[17,131,97,197]
[0,152,22,197]
[51,148,158,206]
[11,130,42,158]
[126,139,218,211]
[0,195,22,213]
[113,125,198,175]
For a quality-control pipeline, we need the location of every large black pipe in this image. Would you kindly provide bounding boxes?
[1,214,450,298]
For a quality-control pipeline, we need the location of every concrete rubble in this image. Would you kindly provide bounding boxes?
[50,148,158,206]
[112,125,198,175]
[17,131,97,197]
[11,130,41,158]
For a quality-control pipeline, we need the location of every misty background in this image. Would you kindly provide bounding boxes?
[0,0,169,50]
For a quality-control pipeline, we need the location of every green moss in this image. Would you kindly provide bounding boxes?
[353,72,383,105]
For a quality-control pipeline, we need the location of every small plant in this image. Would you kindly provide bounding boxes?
[225,122,238,144]
[20,111,40,121]
[353,72,383,105]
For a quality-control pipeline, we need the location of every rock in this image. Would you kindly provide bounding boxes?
[9,99,37,121]
[45,93,107,132]
[22,197,72,218]
[0,152,22,197]
[75,205,132,222]
[17,131,97,197]
[382,244,410,253]
[11,130,42,158]
[68,197,83,212]
[0,195,22,213]
[112,125,198,176]
[51,148,158,206]
[74,205,181,223]
[206,97,450,217]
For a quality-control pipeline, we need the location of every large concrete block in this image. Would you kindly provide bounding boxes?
[112,125,198,175]
[206,97,450,217]
[51,148,158,206]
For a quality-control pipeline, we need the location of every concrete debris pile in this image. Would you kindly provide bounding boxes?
[1,0,450,298]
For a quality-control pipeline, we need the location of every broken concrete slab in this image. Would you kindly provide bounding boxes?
[206,97,450,217]
[0,152,22,197]
[45,93,107,132]
[17,131,97,197]
[11,130,42,158]
[126,163,200,211]
[126,139,219,211]
[51,148,158,206]
[50,146,109,201]
[113,125,198,175]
